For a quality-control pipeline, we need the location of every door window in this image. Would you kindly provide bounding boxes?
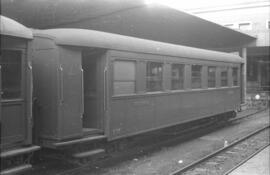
[0,50,22,99]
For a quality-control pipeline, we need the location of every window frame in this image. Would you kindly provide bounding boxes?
[207,66,216,88]
[171,63,185,90]
[220,67,229,87]
[191,64,202,89]
[146,61,164,92]
[112,59,137,96]
[232,67,239,87]
[0,49,24,100]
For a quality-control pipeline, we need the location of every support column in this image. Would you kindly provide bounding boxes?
[241,47,247,104]
[257,61,262,89]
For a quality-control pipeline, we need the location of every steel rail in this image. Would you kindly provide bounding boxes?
[169,124,270,175]
[223,142,269,175]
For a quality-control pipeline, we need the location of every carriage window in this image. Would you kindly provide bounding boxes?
[232,67,239,86]
[171,64,184,90]
[113,60,136,95]
[146,62,163,92]
[221,67,228,87]
[191,65,202,89]
[208,66,216,88]
[0,50,22,99]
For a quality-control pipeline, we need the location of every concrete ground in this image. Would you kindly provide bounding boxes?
[228,146,269,175]
[71,110,269,175]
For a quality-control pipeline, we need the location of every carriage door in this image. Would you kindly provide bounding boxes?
[0,63,2,132]
[0,50,25,147]
[81,50,106,132]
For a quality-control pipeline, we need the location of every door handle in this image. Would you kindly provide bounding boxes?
[104,67,107,112]
[80,67,84,118]
[59,66,64,104]
[0,65,2,96]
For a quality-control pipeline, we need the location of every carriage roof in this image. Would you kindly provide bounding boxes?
[0,15,33,39]
[34,28,243,63]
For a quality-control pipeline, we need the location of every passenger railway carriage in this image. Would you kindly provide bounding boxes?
[0,16,40,174]
[31,28,243,148]
[0,15,244,173]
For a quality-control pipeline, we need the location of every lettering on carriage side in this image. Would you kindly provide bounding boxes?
[228,90,234,95]
[113,128,122,136]
[133,100,151,106]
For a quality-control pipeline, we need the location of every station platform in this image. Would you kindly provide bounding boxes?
[228,146,269,175]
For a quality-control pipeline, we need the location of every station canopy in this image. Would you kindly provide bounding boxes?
[1,0,256,49]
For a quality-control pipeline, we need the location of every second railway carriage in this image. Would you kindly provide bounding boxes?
[0,16,40,174]
[31,28,244,150]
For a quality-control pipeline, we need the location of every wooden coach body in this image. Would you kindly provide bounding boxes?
[0,15,34,150]
[0,15,39,174]
[31,29,243,147]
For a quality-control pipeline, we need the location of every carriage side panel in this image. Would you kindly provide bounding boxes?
[106,50,241,140]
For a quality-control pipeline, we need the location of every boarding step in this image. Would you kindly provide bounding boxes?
[0,164,32,175]
[52,135,107,148]
[72,148,105,159]
[0,145,40,158]
[83,128,103,136]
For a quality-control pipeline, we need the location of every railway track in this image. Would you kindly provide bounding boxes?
[33,108,268,175]
[170,124,269,175]
[223,144,269,175]
[55,109,265,175]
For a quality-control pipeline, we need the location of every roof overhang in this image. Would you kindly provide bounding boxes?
[1,0,255,48]
[0,15,33,39]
